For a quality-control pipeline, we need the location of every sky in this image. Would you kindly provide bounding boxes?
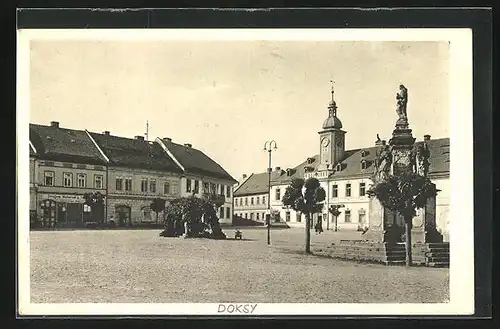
[29,40,450,180]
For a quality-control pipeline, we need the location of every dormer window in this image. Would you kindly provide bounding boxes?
[361,160,367,170]
[306,157,314,164]
[361,150,368,157]
[335,163,342,172]
[286,168,292,176]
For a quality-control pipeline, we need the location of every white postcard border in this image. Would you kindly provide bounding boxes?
[17,28,474,316]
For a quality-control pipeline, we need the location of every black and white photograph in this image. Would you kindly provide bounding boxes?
[17,26,475,316]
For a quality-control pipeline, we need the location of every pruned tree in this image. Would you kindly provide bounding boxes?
[366,171,439,266]
[150,198,166,223]
[160,195,226,239]
[282,177,326,253]
[83,191,105,223]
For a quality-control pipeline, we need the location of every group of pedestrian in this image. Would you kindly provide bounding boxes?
[314,218,324,235]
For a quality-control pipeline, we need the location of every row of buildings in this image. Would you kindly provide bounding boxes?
[29,121,237,228]
[233,89,450,241]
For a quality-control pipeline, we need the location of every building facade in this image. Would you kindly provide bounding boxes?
[29,121,237,228]
[233,170,284,223]
[267,90,451,240]
[156,137,237,224]
[88,131,184,226]
[29,122,108,227]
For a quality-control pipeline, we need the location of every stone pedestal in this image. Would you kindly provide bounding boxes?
[390,127,416,175]
[411,190,443,243]
[364,197,401,243]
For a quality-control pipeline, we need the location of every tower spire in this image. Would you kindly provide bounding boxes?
[145,120,149,141]
[328,80,337,117]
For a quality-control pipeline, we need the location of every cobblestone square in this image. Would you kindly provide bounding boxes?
[30,228,449,303]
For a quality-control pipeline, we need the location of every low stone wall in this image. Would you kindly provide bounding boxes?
[320,240,449,267]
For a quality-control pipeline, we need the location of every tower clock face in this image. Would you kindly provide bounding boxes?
[321,137,330,147]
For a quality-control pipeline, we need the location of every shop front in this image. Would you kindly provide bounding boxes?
[37,193,103,228]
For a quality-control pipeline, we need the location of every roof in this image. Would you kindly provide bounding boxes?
[271,137,450,186]
[89,133,183,172]
[234,171,283,196]
[29,123,107,164]
[161,139,236,183]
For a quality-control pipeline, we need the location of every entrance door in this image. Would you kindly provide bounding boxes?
[40,199,57,227]
[115,205,131,227]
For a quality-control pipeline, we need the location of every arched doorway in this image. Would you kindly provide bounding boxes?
[115,205,131,227]
[40,199,57,227]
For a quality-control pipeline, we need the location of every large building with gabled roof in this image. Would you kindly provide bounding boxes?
[29,121,109,227]
[156,137,238,224]
[258,88,450,241]
[29,121,237,227]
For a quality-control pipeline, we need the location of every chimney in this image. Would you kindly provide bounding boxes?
[381,140,387,146]
[184,143,192,148]
[375,139,383,146]
[164,137,172,142]
[50,121,59,128]
[103,131,110,135]
[424,134,431,141]
[242,174,247,179]
[135,135,145,141]
[275,166,281,171]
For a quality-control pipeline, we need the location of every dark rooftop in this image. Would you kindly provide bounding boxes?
[161,139,236,183]
[89,133,183,172]
[234,170,284,196]
[29,123,107,164]
[271,137,450,186]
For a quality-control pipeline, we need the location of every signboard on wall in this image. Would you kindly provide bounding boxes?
[39,193,85,203]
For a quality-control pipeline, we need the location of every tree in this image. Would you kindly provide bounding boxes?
[160,195,226,239]
[366,171,439,266]
[83,191,105,223]
[282,177,326,253]
[150,198,166,224]
[328,204,345,232]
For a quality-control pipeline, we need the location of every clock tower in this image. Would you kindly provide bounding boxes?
[318,82,346,171]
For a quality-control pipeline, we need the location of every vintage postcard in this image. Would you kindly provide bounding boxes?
[17,28,474,316]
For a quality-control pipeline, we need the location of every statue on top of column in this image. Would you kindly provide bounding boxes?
[396,84,409,124]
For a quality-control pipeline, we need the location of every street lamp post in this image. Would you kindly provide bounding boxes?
[264,140,278,245]
[329,204,345,232]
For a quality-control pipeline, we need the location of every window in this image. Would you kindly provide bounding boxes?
[346,183,351,197]
[63,172,73,187]
[171,182,179,195]
[245,197,248,206]
[361,160,367,170]
[296,212,302,222]
[244,213,248,219]
[359,182,366,196]
[226,185,231,197]
[219,207,224,219]
[141,179,148,192]
[203,182,210,193]
[344,210,351,223]
[210,183,216,194]
[331,184,338,198]
[256,196,260,205]
[256,213,260,220]
[286,211,291,222]
[125,178,132,191]
[186,179,192,193]
[163,182,170,194]
[226,207,230,219]
[77,173,86,188]
[262,196,266,205]
[44,171,54,186]
[94,175,103,189]
[275,188,281,201]
[116,178,123,191]
[251,197,254,205]
[194,180,199,193]
[250,213,254,220]
[150,180,156,193]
